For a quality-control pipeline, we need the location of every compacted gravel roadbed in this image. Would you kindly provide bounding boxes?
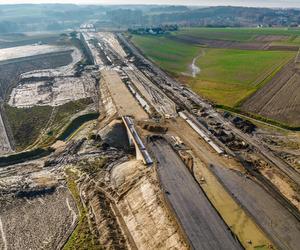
[149,137,242,250]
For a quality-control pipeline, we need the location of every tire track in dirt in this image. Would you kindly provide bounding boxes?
[0,111,12,154]
[0,217,8,250]
[66,198,77,227]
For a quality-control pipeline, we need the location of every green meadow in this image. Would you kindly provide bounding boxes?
[131,33,295,106]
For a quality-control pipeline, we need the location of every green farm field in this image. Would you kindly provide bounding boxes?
[131,34,296,107]
[132,35,200,73]
[172,27,300,43]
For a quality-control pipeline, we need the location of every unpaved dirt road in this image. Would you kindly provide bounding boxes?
[0,217,7,250]
[0,112,11,154]
[210,164,300,250]
[168,118,300,249]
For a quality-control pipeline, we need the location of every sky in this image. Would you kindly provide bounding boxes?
[0,0,300,8]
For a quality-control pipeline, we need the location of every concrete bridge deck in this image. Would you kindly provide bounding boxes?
[122,116,153,165]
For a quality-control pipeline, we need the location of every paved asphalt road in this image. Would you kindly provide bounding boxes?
[148,137,242,250]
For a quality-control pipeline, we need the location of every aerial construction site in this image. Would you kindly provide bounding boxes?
[0,24,299,250]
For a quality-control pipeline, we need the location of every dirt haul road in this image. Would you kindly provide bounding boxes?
[101,69,148,120]
[118,32,300,187]
[89,32,177,119]
[0,111,12,154]
[148,137,242,250]
[210,164,300,250]
[169,118,300,250]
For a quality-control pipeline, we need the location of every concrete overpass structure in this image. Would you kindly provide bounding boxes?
[122,116,153,165]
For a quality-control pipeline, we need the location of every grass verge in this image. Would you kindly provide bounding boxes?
[64,169,100,250]
[216,104,300,131]
[57,112,99,141]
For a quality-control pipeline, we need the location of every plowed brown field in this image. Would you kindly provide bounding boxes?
[170,35,299,51]
[242,61,300,127]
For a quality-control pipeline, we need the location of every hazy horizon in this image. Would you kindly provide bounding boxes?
[0,0,300,8]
